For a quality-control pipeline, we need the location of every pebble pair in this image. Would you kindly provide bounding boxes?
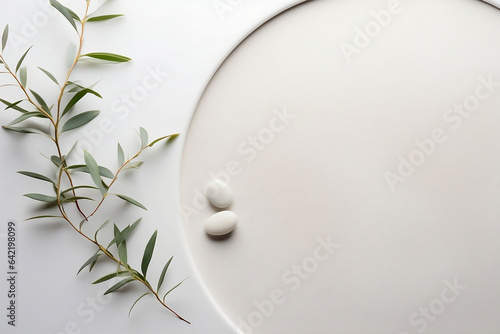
[204,179,237,236]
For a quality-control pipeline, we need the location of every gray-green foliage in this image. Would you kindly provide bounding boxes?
[0,0,188,324]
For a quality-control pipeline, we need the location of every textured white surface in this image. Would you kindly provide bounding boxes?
[181,0,500,333]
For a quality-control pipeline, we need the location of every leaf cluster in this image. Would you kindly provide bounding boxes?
[0,0,188,324]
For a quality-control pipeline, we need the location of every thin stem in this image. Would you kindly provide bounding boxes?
[54,2,91,220]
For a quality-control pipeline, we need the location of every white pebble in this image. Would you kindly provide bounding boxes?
[205,211,237,236]
[204,179,233,208]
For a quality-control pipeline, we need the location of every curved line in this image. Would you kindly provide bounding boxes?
[181,1,500,332]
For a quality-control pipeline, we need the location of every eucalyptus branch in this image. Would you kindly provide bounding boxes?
[0,0,188,324]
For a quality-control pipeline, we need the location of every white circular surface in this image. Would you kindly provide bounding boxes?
[180,0,500,333]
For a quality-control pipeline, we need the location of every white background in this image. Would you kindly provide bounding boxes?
[2,0,500,334]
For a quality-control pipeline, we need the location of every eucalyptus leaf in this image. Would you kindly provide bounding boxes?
[18,171,55,184]
[30,89,51,114]
[128,293,150,317]
[51,155,62,167]
[24,193,57,203]
[62,89,102,117]
[107,218,141,248]
[163,278,188,302]
[25,215,63,221]
[92,271,129,284]
[94,219,110,242]
[122,161,143,170]
[80,52,131,63]
[148,134,178,147]
[16,46,32,73]
[62,196,95,203]
[117,143,125,166]
[66,164,114,179]
[89,254,100,272]
[139,127,148,148]
[157,256,173,291]
[3,125,49,137]
[87,14,124,22]
[61,185,98,195]
[49,0,78,31]
[0,98,30,113]
[2,25,9,51]
[104,277,135,295]
[118,242,128,266]
[141,231,157,277]
[61,110,100,133]
[20,67,27,87]
[67,8,81,22]
[84,151,107,196]
[5,100,24,111]
[8,112,45,126]
[77,252,102,275]
[38,67,59,85]
[115,194,147,210]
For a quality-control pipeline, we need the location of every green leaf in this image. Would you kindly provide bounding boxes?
[117,143,125,166]
[87,14,124,22]
[94,219,109,241]
[123,161,143,170]
[25,215,63,221]
[139,127,148,148]
[84,151,107,196]
[49,156,61,168]
[107,218,141,248]
[61,185,98,196]
[166,133,179,143]
[80,52,131,63]
[38,67,59,85]
[16,46,33,73]
[149,134,178,147]
[89,256,100,273]
[30,89,51,115]
[141,231,157,277]
[104,277,135,295]
[0,98,30,113]
[61,110,100,133]
[128,293,150,317]
[5,100,24,111]
[23,193,57,203]
[157,256,173,291]
[3,125,49,137]
[67,8,81,22]
[92,271,129,284]
[77,252,102,275]
[8,112,45,126]
[163,278,188,302]
[50,0,78,31]
[20,67,27,87]
[115,194,147,210]
[62,88,102,117]
[118,242,127,265]
[62,196,95,203]
[78,218,86,230]
[66,164,114,179]
[67,81,99,93]
[18,171,55,184]
[2,25,9,51]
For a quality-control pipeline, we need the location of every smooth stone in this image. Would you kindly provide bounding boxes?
[204,179,233,208]
[205,210,237,236]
